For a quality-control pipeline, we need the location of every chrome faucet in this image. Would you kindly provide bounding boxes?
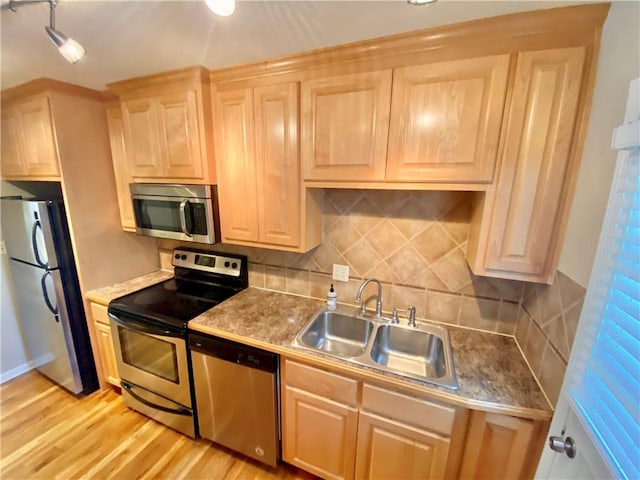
[355,278,383,317]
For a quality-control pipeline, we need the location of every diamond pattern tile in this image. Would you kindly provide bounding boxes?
[343,238,383,278]
[209,189,542,338]
[385,244,427,284]
[412,223,457,263]
[349,196,384,236]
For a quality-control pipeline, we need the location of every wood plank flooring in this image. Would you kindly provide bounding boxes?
[0,371,316,480]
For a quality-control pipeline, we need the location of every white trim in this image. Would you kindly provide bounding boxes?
[0,362,32,384]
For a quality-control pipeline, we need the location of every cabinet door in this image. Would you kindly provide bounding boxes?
[1,107,26,177]
[213,89,260,243]
[387,55,509,183]
[301,70,391,181]
[254,83,300,247]
[95,322,120,387]
[106,106,136,231]
[355,411,450,480]
[18,96,60,177]
[122,98,163,178]
[458,411,540,480]
[484,47,586,278]
[283,386,358,480]
[157,90,204,179]
[90,303,120,388]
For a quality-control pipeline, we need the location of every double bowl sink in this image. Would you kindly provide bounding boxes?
[292,309,458,389]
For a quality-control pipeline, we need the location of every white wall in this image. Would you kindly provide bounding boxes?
[558,0,640,287]
[0,242,30,383]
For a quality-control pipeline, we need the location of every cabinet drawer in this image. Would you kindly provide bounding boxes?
[283,359,358,406]
[362,383,455,436]
[90,302,109,325]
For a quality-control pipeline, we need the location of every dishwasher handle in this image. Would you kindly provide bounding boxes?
[189,333,278,373]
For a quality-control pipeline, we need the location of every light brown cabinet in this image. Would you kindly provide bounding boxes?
[386,55,510,183]
[89,302,120,389]
[301,56,509,186]
[107,66,216,184]
[467,46,587,284]
[284,386,358,480]
[281,359,464,480]
[1,95,60,179]
[355,411,450,480]
[301,70,392,182]
[213,82,322,252]
[458,410,546,480]
[105,103,136,232]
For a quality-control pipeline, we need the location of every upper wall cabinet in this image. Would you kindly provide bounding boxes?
[386,55,510,183]
[301,70,392,182]
[107,66,215,184]
[105,103,136,232]
[467,47,588,284]
[300,55,509,187]
[213,82,323,252]
[1,94,60,180]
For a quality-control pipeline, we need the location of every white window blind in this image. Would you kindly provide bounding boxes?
[569,78,640,480]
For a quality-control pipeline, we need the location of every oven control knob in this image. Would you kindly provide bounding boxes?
[181,254,187,260]
[174,254,180,259]
[224,261,230,267]
[232,262,238,269]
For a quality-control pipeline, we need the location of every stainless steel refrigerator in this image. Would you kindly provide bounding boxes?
[1,197,98,395]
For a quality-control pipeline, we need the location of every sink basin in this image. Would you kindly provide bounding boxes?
[297,311,374,357]
[370,324,446,379]
[293,308,458,389]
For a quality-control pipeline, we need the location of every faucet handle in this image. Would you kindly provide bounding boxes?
[407,305,416,327]
[391,308,400,324]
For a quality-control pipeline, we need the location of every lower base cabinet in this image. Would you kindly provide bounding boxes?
[355,411,450,480]
[458,411,546,480]
[281,359,461,480]
[283,386,358,479]
[89,302,120,389]
[281,358,549,480]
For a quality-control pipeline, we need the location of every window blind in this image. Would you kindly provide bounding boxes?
[569,150,640,480]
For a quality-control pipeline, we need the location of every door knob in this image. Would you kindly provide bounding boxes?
[549,435,577,458]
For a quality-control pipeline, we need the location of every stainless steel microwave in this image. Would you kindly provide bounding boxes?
[130,184,220,244]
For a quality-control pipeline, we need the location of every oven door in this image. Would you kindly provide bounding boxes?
[131,194,217,244]
[109,312,192,408]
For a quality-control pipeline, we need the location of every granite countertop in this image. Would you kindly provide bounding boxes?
[189,287,552,420]
[85,270,174,305]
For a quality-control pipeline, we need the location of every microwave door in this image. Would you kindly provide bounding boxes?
[133,197,185,240]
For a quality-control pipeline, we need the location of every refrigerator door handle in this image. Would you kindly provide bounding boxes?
[41,270,60,322]
[32,220,49,269]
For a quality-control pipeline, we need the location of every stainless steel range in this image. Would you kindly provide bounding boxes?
[107,248,248,437]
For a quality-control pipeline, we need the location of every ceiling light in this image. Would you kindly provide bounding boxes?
[205,0,235,17]
[7,0,85,64]
[46,0,85,63]
[407,0,438,5]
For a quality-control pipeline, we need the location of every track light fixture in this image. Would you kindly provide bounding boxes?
[8,0,85,64]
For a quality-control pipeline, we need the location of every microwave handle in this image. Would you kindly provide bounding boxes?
[179,200,193,237]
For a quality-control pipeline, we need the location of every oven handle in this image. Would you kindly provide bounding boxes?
[121,381,192,417]
[179,200,193,237]
[108,313,183,338]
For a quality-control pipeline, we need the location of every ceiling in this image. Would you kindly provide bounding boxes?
[1,0,591,92]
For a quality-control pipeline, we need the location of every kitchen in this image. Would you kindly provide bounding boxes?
[1,1,638,479]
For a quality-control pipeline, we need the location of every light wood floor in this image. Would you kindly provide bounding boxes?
[0,371,316,480]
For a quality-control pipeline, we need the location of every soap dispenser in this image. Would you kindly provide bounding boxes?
[327,284,337,310]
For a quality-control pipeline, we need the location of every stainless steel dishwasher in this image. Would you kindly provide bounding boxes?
[190,332,280,467]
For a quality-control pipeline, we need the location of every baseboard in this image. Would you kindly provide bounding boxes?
[0,362,32,384]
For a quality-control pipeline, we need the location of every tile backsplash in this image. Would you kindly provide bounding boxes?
[162,190,525,335]
[514,270,586,406]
